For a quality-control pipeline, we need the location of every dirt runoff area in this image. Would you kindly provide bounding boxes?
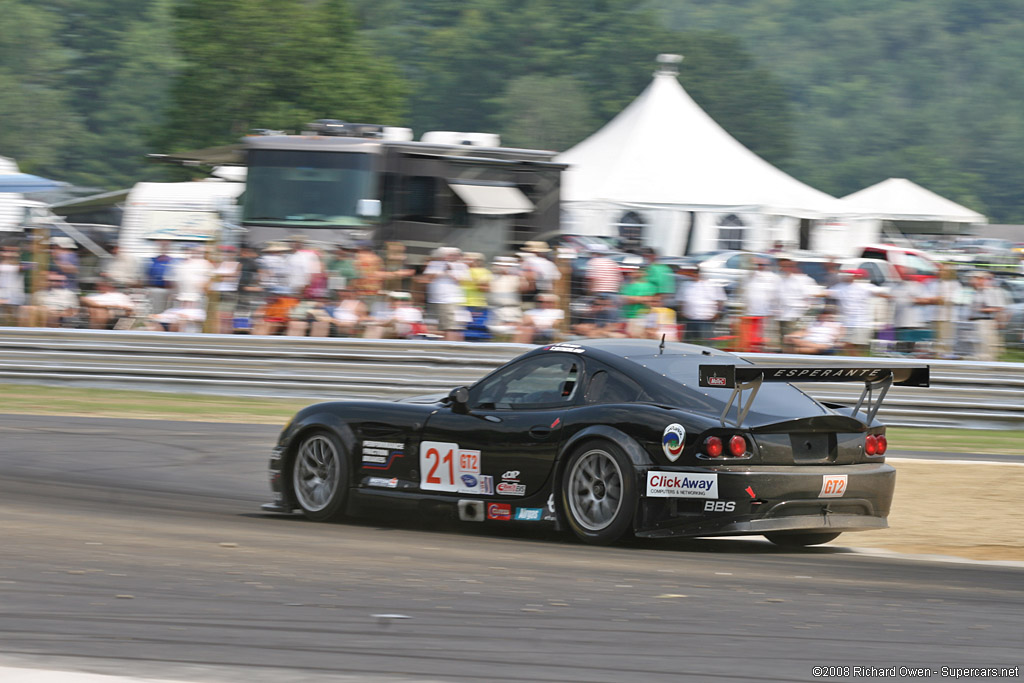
[837,459,1024,562]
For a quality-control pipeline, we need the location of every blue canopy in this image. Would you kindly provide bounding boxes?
[0,173,67,193]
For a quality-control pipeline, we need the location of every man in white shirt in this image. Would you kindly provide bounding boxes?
[777,258,820,352]
[423,246,470,341]
[893,275,938,355]
[519,241,561,305]
[172,246,213,302]
[82,279,135,329]
[741,257,781,351]
[679,267,726,344]
[969,271,1005,362]
[518,293,564,344]
[286,235,323,295]
[828,269,885,355]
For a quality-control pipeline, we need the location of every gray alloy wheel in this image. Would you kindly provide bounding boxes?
[562,442,636,545]
[291,431,348,521]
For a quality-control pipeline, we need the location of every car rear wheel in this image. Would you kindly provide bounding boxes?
[561,442,636,545]
[291,431,349,522]
[764,531,841,547]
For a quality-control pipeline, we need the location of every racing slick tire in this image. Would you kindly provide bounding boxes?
[291,430,350,522]
[764,531,842,547]
[561,441,637,545]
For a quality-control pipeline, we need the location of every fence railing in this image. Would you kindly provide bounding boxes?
[1,328,1021,429]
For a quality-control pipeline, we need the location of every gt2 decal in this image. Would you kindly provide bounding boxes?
[361,440,405,470]
[704,500,735,512]
[419,441,482,494]
[820,474,847,498]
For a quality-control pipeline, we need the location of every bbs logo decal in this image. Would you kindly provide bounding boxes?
[662,423,686,462]
[704,500,736,512]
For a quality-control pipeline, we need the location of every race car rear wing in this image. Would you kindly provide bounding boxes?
[698,364,930,427]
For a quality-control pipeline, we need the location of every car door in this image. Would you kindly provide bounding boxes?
[417,354,583,502]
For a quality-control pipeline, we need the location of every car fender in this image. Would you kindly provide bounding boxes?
[558,424,653,472]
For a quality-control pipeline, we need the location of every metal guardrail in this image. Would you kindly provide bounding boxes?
[0,327,1021,429]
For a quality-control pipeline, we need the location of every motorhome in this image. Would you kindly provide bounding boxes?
[238,120,565,263]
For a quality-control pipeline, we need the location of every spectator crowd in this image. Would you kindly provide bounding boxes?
[0,233,1017,361]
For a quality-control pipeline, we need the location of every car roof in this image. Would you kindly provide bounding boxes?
[526,340,828,425]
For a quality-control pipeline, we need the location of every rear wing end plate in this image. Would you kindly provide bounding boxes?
[698,364,930,427]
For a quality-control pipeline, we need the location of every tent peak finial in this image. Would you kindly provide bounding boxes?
[656,53,683,74]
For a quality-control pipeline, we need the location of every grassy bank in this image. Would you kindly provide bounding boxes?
[1,382,1021,455]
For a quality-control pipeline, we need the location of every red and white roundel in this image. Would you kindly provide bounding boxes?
[662,423,686,461]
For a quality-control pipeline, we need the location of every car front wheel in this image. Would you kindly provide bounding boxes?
[291,431,349,522]
[561,441,636,545]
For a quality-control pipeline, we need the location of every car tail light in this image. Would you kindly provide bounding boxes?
[704,436,723,458]
[877,434,887,455]
[865,434,878,455]
[728,435,747,457]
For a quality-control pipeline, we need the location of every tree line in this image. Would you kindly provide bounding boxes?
[2,0,1021,222]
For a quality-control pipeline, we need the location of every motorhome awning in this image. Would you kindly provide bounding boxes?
[449,182,533,216]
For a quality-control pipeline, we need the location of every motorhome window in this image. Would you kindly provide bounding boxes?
[400,176,443,223]
[243,150,374,227]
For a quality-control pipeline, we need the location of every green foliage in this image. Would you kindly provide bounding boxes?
[650,0,1024,221]
[368,0,793,159]
[495,75,595,151]
[159,0,406,152]
[0,1,83,172]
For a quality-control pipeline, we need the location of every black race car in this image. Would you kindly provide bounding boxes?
[263,339,928,547]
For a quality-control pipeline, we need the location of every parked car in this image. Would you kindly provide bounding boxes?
[859,244,940,280]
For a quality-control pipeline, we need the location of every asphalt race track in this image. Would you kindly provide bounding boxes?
[0,414,1021,683]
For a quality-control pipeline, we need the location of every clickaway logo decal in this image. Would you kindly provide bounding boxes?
[646,471,719,498]
[662,424,686,462]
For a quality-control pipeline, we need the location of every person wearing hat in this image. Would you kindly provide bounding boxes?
[259,242,292,295]
[362,290,426,339]
[48,235,80,292]
[20,271,79,327]
[519,240,561,306]
[325,243,358,295]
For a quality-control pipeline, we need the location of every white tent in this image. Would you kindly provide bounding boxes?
[557,55,847,255]
[840,177,986,226]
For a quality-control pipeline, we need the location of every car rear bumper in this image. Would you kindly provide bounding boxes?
[634,462,895,539]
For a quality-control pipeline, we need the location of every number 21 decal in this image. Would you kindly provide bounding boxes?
[420,441,482,493]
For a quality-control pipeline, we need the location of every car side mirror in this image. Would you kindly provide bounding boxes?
[448,386,470,411]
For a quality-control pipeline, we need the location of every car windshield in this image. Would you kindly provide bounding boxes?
[243,149,375,227]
